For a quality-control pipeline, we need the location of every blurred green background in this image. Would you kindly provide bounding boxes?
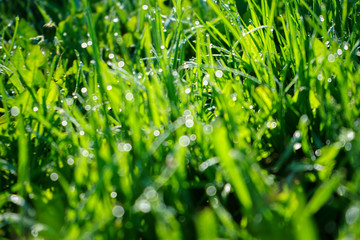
[1,0,360,239]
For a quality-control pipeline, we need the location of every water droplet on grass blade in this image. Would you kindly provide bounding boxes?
[31,229,38,237]
[50,173,59,181]
[179,136,190,147]
[185,119,194,128]
[345,143,352,151]
[144,187,158,201]
[184,110,191,116]
[328,54,335,62]
[199,162,208,171]
[67,157,74,165]
[347,130,355,141]
[10,106,20,116]
[215,70,223,78]
[315,149,322,156]
[346,207,359,225]
[337,185,346,196]
[112,205,125,218]
[81,149,89,156]
[66,98,74,106]
[137,200,151,213]
[293,143,302,151]
[118,61,125,67]
[10,194,25,206]
[300,114,309,124]
[123,144,132,151]
[206,185,217,196]
[125,92,133,101]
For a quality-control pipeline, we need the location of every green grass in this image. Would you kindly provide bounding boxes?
[1,0,360,239]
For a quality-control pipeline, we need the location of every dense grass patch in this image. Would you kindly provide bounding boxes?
[1,0,360,239]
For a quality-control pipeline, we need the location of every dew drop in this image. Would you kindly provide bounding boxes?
[125,92,133,101]
[118,61,125,68]
[346,207,359,225]
[67,157,74,165]
[66,98,74,106]
[144,187,158,201]
[112,205,125,218]
[123,144,132,152]
[328,54,335,62]
[179,135,190,147]
[184,110,191,116]
[138,200,151,213]
[215,70,223,78]
[185,119,194,128]
[50,173,59,181]
[81,149,89,157]
[10,106,20,116]
[206,185,217,196]
[293,143,302,151]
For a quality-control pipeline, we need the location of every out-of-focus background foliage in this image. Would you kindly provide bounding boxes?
[1,0,360,239]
